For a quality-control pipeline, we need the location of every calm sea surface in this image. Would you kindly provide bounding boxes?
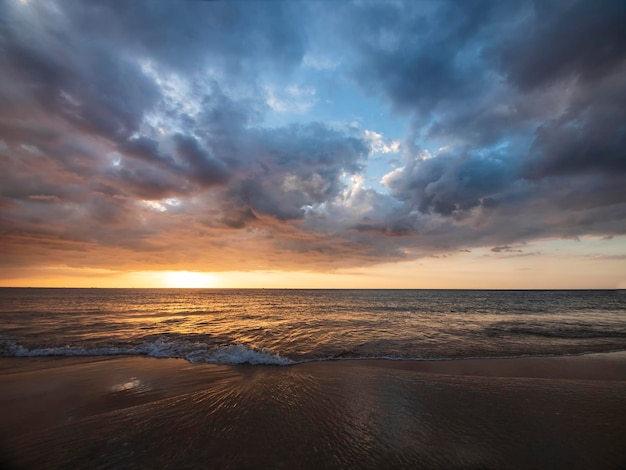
[1,288,625,364]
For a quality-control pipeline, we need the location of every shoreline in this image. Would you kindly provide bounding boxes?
[2,352,626,469]
[2,348,626,379]
[325,349,626,381]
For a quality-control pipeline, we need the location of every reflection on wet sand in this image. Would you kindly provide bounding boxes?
[1,354,626,469]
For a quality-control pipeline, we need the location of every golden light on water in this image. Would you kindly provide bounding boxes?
[163,271,217,288]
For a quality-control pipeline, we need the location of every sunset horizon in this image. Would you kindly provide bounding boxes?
[1,0,625,290]
[2,2,626,467]
[4,236,626,290]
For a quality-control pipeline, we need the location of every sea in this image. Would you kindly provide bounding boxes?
[1,288,625,365]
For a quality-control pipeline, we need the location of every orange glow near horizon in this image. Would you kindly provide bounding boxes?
[1,237,625,289]
[2,255,626,290]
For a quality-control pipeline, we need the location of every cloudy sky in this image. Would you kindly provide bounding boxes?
[1,0,625,288]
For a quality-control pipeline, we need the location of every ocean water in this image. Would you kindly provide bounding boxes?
[1,288,625,365]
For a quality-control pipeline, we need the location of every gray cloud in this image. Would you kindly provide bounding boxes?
[0,0,625,273]
[172,134,231,187]
[383,150,519,217]
[339,0,626,243]
[345,1,503,115]
[223,123,369,221]
[498,1,626,92]
[523,72,626,179]
[491,245,523,254]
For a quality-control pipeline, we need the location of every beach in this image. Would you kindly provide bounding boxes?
[2,352,626,469]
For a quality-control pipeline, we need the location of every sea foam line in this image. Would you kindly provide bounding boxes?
[0,338,293,366]
[2,338,623,366]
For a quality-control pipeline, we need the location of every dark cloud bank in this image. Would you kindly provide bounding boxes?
[0,0,624,272]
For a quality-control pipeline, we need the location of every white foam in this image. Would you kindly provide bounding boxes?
[0,338,293,366]
[2,338,623,366]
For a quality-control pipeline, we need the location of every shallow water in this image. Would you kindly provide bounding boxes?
[2,356,626,470]
[1,288,625,363]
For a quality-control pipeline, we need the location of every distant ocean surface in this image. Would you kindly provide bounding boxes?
[1,288,625,365]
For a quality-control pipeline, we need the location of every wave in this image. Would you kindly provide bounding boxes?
[2,337,625,366]
[485,325,626,339]
[0,338,293,366]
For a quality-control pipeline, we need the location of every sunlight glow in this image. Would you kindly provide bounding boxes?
[163,271,216,288]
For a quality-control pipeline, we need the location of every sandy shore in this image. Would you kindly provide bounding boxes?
[1,352,626,469]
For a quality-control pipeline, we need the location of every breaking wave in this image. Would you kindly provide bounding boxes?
[0,338,293,366]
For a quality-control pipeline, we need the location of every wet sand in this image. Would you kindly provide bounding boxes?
[1,352,626,469]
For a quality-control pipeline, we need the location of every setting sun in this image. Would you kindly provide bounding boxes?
[163,271,217,288]
[1,1,626,467]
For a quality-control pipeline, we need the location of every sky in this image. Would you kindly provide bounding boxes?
[0,0,625,288]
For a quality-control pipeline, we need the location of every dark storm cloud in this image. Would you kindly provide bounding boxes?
[342,0,626,244]
[0,0,625,273]
[119,136,173,168]
[172,134,231,186]
[494,1,626,181]
[221,123,369,221]
[74,0,306,75]
[499,1,626,92]
[523,73,626,179]
[0,0,305,139]
[0,0,375,271]
[383,150,518,216]
[0,19,160,141]
[344,0,520,117]
[108,162,189,201]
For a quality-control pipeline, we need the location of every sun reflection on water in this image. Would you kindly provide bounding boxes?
[110,377,143,393]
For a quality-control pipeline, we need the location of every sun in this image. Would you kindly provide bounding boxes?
[163,271,216,288]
